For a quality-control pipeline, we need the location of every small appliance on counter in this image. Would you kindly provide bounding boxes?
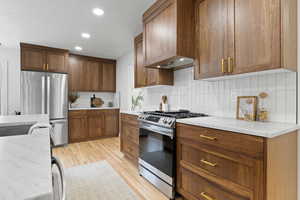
[138,110,208,199]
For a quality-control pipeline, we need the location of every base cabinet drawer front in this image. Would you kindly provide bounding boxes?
[177,124,264,158]
[123,139,139,159]
[179,168,249,200]
[180,142,254,189]
[123,123,139,145]
[121,114,138,125]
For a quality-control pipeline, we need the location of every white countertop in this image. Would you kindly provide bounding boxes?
[120,110,142,116]
[0,114,49,127]
[69,107,119,111]
[177,116,300,138]
[0,132,52,200]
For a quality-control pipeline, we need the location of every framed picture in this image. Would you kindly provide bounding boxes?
[236,96,258,121]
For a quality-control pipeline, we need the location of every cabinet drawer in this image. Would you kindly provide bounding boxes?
[180,168,249,200]
[69,110,87,117]
[123,125,139,145]
[87,110,105,116]
[177,124,264,158]
[121,113,138,124]
[180,142,254,189]
[123,139,139,158]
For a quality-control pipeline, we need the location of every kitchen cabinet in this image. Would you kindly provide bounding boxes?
[68,54,116,92]
[143,0,195,69]
[120,113,139,165]
[104,109,119,137]
[21,43,69,73]
[69,110,89,143]
[194,0,297,79]
[69,109,119,143]
[102,63,116,92]
[134,33,174,88]
[87,110,105,139]
[176,123,297,200]
[134,33,147,88]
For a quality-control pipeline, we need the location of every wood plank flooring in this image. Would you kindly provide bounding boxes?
[53,137,169,200]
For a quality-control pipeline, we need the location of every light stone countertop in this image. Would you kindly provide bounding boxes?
[69,107,120,111]
[0,114,49,127]
[177,116,300,138]
[0,131,52,200]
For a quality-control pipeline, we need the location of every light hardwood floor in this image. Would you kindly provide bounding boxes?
[53,137,169,200]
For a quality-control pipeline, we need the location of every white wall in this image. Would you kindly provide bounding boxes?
[117,51,297,123]
[0,47,20,115]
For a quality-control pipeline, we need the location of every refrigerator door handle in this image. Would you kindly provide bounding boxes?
[41,76,45,114]
[47,76,50,114]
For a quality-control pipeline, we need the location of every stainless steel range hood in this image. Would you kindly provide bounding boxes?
[146,57,194,69]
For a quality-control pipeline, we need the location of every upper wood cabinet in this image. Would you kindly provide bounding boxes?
[21,43,69,73]
[143,0,195,68]
[134,34,147,88]
[102,63,116,92]
[194,0,297,80]
[134,33,174,88]
[68,54,116,92]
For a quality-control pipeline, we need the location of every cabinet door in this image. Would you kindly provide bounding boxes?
[68,56,84,91]
[194,0,229,79]
[21,47,46,71]
[134,34,147,88]
[87,112,105,139]
[104,110,119,137]
[84,60,102,91]
[143,0,177,66]
[102,63,116,92]
[46,51,68,73]
[69,116,88,143]
[231,0,281,74]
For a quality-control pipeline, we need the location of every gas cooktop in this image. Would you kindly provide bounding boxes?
[138,110,208,128]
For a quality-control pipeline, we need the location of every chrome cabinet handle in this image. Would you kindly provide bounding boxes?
[42,76,46,114]
[52,156,66,200]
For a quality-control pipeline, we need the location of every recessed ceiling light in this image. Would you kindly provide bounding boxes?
[75,46,82,51]
[179,58,185,62]
[93,8,104,16]
[81,33,90,39]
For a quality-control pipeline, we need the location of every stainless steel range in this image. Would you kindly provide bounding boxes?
[138,110,208,199]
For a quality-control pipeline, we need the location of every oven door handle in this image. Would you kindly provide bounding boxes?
[140,125,174,139]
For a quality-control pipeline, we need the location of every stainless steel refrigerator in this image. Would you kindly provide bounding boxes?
[21,71,68,146]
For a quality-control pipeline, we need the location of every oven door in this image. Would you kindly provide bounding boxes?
[139,122,175,185]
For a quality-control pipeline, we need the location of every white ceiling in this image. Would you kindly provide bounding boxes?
[0,0,155,59]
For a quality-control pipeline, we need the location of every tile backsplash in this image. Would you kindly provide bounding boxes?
[71,92,118,108]
[117,52,297,123]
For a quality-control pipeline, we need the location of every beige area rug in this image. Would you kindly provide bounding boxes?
[65,161,139,200]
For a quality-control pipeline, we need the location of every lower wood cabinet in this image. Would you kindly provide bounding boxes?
[176,123,297,200]
[69,109,119,143]
[120,113,139,164]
